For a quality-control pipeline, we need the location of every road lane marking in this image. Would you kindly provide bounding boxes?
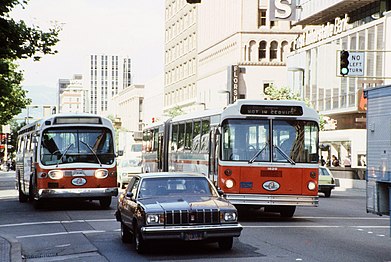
[16,230,106,239]
[0,219,116,228]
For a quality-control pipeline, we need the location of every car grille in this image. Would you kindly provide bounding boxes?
[165,209,220,225]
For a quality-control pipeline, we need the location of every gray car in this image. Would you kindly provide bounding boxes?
[115,172,243,253]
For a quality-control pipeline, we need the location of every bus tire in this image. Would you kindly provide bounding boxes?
[17,175,28,203]
[99,196,112,209]
[280,206,296,218]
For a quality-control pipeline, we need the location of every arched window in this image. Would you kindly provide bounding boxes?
[258,41,267,61]
[249,40,257,62]
[280,41,289,62]
[270,41,278,61]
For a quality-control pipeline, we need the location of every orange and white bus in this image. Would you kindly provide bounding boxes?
[15,114,118,209]
[142,99,319,217]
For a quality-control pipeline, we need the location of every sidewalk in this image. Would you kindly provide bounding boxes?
[0,234,21,262]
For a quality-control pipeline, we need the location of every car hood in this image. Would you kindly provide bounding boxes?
[118,166,142,173]
[139,196,234,212]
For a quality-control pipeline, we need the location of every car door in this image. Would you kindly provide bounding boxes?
[121,177,140,227]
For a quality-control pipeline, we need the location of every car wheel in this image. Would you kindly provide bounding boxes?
[324,189,331,198]
[99,196,112,209]
[218,237,233,250]
[280,206,296,218]
[133,224,147,254]
[33,198,44,209]
[121,222,132,243]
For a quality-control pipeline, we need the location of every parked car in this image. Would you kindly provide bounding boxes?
[115,172,243,253]
[319,166,336,197]
[117,157,142,189]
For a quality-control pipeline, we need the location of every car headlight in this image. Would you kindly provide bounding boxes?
[146,214,164,225]
[222,211,237,222]
[48,170,63,180]
[308,181,316,191]
[95,169,108,179]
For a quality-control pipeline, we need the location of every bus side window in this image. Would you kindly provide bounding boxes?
[178,124,185,151]
[185,122,192,150]
[171,125,178,152]
[192,121,201,152]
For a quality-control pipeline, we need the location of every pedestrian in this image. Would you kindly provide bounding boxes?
[332,155,340,167]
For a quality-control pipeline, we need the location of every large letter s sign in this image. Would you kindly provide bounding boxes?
[274,0,292,19]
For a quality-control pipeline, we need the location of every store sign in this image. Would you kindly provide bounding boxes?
[348,52,365,76]
[269,0,296,21]
[295,14,350,49]
[231,65,239,103]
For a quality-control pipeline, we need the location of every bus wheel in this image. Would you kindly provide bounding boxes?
[33,199,44,209]
[280,206,296,218]
[99,196,112,209]
[18,178,28,203]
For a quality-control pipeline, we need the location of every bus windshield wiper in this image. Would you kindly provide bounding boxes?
[248,143,268,164]
[80,140,102,167]
[56,143,73,167]
[274,145,296,165]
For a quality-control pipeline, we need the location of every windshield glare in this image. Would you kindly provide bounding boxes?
[139,177,216,198]
[40,128,115,166]
[221,119,318,163]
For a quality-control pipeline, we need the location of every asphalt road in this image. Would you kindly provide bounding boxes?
[0,171,390,262]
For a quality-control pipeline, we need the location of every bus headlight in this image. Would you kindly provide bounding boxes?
[48,170,63,180]
[225,179,234,189]
[307,181,316,191]
[95,169,108,179]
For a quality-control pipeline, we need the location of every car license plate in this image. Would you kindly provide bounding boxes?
[184,232,203,241]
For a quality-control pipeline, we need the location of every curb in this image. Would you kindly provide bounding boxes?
[1,235,22,262]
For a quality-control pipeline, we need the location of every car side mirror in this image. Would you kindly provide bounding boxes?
[125,192,134,199]
[217,188,225,197]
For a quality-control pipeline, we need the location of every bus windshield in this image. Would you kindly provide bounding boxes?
[221,119,319,163]
[40,128,115,166]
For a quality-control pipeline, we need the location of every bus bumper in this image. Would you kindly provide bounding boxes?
[225,194,319,206]
[37,187,118,199]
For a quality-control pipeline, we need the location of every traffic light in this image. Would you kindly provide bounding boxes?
[340,50,349,76]
[186,0,201,3]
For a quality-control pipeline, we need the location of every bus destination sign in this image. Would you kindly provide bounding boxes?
[240,105,303,116]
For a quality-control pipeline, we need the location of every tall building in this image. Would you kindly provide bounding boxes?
[164,0,304,112]
[58,74,87,113]
[88,55,132,115]
[164,0,198,113]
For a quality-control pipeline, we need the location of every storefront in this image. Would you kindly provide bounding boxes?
[287,8,391,170]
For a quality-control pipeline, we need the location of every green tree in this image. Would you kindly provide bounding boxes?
[0,0,61,125]
[168,105,185,118]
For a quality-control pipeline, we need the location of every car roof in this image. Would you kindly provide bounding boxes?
[134,172,209,179]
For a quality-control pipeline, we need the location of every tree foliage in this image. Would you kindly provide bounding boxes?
[168,105,185,118]
[0,0,61,124]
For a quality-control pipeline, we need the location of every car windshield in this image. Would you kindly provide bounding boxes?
[120,158,141,167]
[138,177,217,198]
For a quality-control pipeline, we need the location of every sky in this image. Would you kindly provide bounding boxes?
[11,0,165,104]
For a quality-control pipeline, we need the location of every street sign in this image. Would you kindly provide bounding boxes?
[348,52,365,76]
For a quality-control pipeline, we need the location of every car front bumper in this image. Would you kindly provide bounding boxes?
[141,223,243,240]
[319,184,336,191]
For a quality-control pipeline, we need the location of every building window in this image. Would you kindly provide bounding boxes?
[259,41,267,61]
[270,41,278,60]
[258,9,267,27]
